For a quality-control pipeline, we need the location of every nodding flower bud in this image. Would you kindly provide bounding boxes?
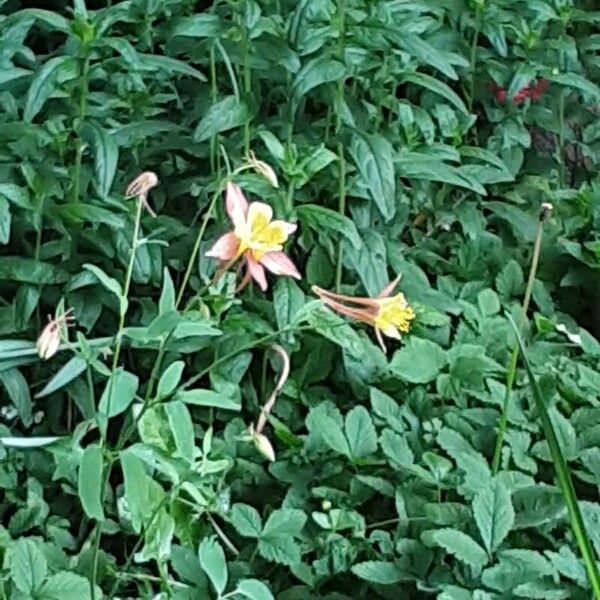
[247,151,279,188]
[36,309,75,360]
[540,202,554,222]
[253,431,276,462]
[125,171,159,217]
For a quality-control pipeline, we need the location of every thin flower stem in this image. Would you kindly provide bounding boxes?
[242,16,251,155]
[255,344,289,434]
[557,90,566,187]
[91,197,143,599]
[491,206,550,473]
[467,5,482,113]
[334,0,346,293]
[210,44,218,174]
[175,184,223,309]
[71,55,90,203]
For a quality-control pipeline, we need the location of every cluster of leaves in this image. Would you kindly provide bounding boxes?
[1,0,600,598]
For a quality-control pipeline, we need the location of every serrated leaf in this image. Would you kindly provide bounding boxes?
[345,406,377,460]
[198,536,227,595]
[236,579,274,600]
[351,561,403,584]
[424,528,488,569]
[10,538,48,594]
[230,503,262,538]
[37,571,91,599]
[473,479,514,554]
[390,337,447,384]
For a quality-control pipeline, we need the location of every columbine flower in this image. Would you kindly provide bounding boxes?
[36,309,75,360]
[313,277,415,352]
[125,171,159,217]
[206,182,300,291]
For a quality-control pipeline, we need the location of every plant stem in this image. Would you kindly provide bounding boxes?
[242,13,251,155]
[334,0,346,293]
[491,207,549,473]
[175,184,223,309]
[210,44,218,174]
[91,197,143,598]
[557,89,566,187]
[71,55,90,203]
[467,5,482,113]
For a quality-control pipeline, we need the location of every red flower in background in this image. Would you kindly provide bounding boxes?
[489,79,549,105]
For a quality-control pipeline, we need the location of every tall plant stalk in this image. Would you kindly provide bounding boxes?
[334,0,347,292]
[71,54,90,203]
[491,203,552,473]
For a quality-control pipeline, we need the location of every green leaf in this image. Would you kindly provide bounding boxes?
[35,357,87,398]
[171,14,221,37]
[10,538,48,594]
[78,120,118,198]
[0,196,10,244]
[261,508,306,539]
[351,561,404,584]
[159,268,175,315]
[423,528,488,569]
[174,388,240,411]
[381,428,414,468]
[0,257,69,284]
[157,361,185,399]
[83,263,126,313]
[0,368,32,426]
[402,72,469,115]
[550,73,600,99]
[349,132,396,221]
[1,436,60,448]
[236,579,274,600]
[23,56,77,122]
[198,536,227,596]
[78,444,105,521]
[273,278,305,330]
[194,96,249,142]
[230,503,263,538]
[292,56,345,99]
[344,406,377,460]
[473,479,514,554]
[390,337,448,384]
[296,204,361,249]
[37,571,91,600]
[165,401,195,463]
[98,369,139,418]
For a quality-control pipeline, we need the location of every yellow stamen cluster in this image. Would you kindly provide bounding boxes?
[235,203,291,260]
[373,294,415,339]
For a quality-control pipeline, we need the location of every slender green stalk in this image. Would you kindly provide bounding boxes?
[242,10,252,155]
[492,205,551,473]
[334,0,346,292]
[467,5,482,113]
[209,44,218,174]
[557,90,566,187]
[175,184,223,309]
[510,318,600,600]
[71,55,90,203]
[91,197,143,598]
[215,39,240,101]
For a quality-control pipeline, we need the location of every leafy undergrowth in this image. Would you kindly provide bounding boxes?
[1,1,600,599]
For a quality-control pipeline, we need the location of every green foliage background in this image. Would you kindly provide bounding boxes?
[1,0,600,598]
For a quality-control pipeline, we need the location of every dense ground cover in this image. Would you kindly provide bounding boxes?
[1,0,600,598]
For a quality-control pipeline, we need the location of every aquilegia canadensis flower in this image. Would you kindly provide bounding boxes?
[125,171,159,217]
[313,276,415,352]
[206,182,300,291]
[36,308,75,360]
